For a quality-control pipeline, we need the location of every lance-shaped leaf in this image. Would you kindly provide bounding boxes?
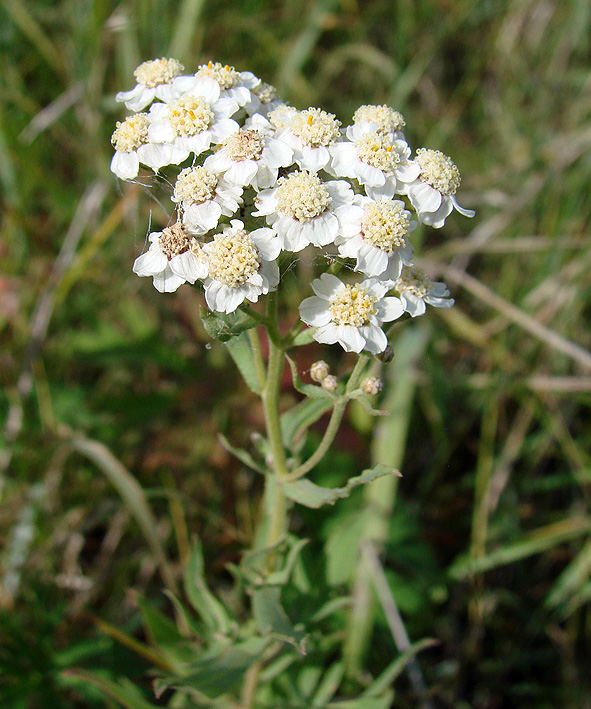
[281,465,401,509]
[218,433,266,474]
[252,585,307,653]
[184,540,233,635]
[281,397,333,451]
[225,331,262,394]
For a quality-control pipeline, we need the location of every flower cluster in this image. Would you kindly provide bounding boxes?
[112,58,474,354]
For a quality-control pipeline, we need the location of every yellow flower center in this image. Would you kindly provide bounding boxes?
[355,132,400,171]
[133,58,184,88]
[111,113,149,152]
[222,129,264,161]
[290,108,341,147]
[361,200,410,252]
[208,228,260,287]
[329,284,377,326]
[396,266,431,297]
[353,105,405,135]
[159,222,198,260]
[167,95,214,136]
[196,61,241,90]
[253,82,278,104]
[174,166,219,204]
[416,148,461,195]
[275,171,332,221]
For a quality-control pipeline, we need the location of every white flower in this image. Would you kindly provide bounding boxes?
[329,124,419,197]
[299,273,404,354]
[132,222,208,293]
[172,166,243,235]
[393,265,454,316]
[116,58,184,111]
[353,105,406,141]
[335,196,415,279]
[146,77,239,170]
[244,80,283,116]
[110,113,175,180]
[204,114,293,190]
[275,107,341,172]
[253,170,354,252]
[268,104,298,131]
[202,220,281,313]
[173,61,254,109]
[403,148,475,228]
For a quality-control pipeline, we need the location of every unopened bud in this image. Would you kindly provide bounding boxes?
[361,376,383,396]
[321,374,338,393]
[310,360,330,383]
[378,345,394,363]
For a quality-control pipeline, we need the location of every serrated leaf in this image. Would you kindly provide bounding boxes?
[281,397,333,451]
[218,433,266,474]
[199,307,257,342]
[184,540,233,635]
[287,356,335,399]
[225,331,262,394]
[281,465,401,509]
[252,586,307,653]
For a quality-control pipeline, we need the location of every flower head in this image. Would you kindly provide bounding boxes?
[336,196,415,279]
[404,148,475,228]
[110,113,173,180]
[275,107,342,171]
[299,273,404,354]
[116,58,184,111]
[132,222,208,293]
[393,265,454,316]
[201,220,281,313]
[353,105,406,139]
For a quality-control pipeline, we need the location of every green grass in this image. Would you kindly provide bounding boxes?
[1,0,591,706]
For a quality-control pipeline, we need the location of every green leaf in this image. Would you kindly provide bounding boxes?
[292,328,316,346]
[184,540,233,635]
[361,638,438,697]
[281,465,402,509]
[199,307,257,342]
[218,433,266,474]
[159,637,268,698]
[135,596,192,668]
[62,669,157,709]
[266,537,310,587]
[348,391,389,417]
[449,517,591,579]
[328,694,395,709]
[545,536,591,611]
[287,356,335,399]
[281,397,333,451]
[312,662,345,706]
[225,331,262,394]
[252,586,307,653]
[310,596,353,624]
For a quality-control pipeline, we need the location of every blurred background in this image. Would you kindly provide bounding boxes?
[1,0,591,706]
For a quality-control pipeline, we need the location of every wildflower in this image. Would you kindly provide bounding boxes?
[299,274,404,354]
[175,61,257,109]
[244,80,283,117]
[116,58,184,111]
[201,220,281,313]
[110,113,174,180]
[275,107,341,172]
[329,123,419,197]
[335,196,415,279]
[146,77,240,169]
[393,265,454,316]
[132,222,208,293]
[204,114,293,190]
[353,105,406,140]
[254,170,353,252]
[172,166,243,235]
[403,149,475,228]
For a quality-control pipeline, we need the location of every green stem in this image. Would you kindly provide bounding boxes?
[284,355,371,481]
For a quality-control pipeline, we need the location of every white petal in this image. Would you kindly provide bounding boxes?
[359,325,387,354]
[111,151,140,180]
[402,293,426,317]
[169,251,208,283]
[356,244,388,277]
[133,246,167,276]
[183,200,222,233]
[226,160,258,186]
[336,325,365,353]
[148,120,176,144]
[452,196,475,218]
[376,296,404,322]
[314,323,339,345]
[299,297,332,327]
[251,228,281,260]
[152,264,185,293]
[312,273,345,300]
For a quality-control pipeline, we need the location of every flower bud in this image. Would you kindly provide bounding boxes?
[310,360,330,383]
[321,375,338,393]
[361,376,383,396]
